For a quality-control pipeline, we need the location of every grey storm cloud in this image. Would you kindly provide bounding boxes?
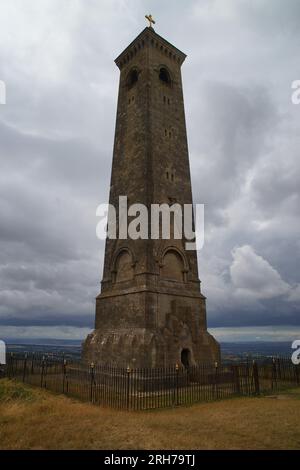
[0,0,299,340]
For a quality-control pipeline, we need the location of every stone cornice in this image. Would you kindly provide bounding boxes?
[97,286,205,300]
[115,27,187,70]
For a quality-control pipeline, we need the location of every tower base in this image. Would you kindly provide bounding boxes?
[82,289,220,367]
[83,328,220,368]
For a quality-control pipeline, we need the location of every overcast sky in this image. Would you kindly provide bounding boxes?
[0,0,299,343]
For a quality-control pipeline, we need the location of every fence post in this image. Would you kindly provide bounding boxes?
[232,365,241,395]
[41,356,45,388]
[214,362,219,399]
[90,362,95,403]
[175,363,179,406]
[22,353,27,383]
[11,352,15,378]
[62,359,67,394]
[277,357,282,380]
[246,355,250,394]
[13,352,16,378]
[7,352,13,378]
[252,360,260,395]
[294,364,299,386]
[44,356,48,388]
[31,353,35,375]
[126,366,131,410]
[272,357,277,391]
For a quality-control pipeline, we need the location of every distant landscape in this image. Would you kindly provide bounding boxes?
[5,340,294,363]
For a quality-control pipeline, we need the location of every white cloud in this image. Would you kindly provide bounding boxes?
[230,245,290,300]
[288,285,300,303]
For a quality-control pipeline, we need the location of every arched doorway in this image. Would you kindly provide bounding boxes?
[181,348,191,368]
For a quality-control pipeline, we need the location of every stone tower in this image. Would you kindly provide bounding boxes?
[83,26,220,367]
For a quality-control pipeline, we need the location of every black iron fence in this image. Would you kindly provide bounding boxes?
[4,353,300,410]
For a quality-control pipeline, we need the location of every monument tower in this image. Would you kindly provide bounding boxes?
[83,19,220,367]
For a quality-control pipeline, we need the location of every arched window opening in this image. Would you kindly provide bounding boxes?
[159,67,171,85]
[127,69,138,89]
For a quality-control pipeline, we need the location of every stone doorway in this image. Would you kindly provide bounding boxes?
[181,348,191,368]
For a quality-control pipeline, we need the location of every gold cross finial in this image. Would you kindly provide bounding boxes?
[145,14,155,28]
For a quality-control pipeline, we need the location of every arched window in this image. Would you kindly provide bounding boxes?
[127,69,138,89]
[161,249,184,282]
[115,250,134,282]
[159,67,171,85]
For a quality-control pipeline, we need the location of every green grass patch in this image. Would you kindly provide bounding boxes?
[0,379,37,403]
[278,388,300,399]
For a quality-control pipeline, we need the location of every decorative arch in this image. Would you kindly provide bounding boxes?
[112,247,135,283]
[160,247,188,282]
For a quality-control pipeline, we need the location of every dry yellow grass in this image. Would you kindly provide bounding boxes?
[0,379,300,450]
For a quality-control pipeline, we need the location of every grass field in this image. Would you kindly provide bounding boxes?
[0,379,300,450]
